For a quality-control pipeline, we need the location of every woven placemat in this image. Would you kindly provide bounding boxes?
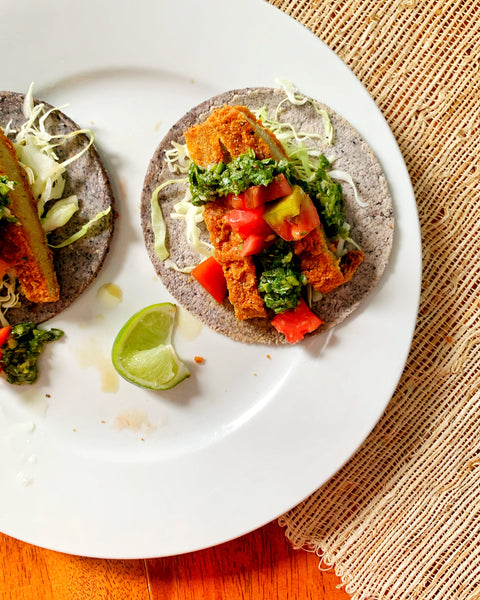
[268,1,480,598]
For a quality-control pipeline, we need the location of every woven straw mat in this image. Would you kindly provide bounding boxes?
[268,1,480,599]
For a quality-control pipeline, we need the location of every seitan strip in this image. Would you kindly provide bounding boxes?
[203,201,266,320]
[294,226,346,294]
[340,249,364,283]
[0,128,59,303]
[185,105,287,166]
[184,120,231,168]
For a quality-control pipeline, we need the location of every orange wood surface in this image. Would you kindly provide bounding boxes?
[0,521,350,600]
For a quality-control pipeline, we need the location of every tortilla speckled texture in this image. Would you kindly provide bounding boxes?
[0,91,115,325]
[141,87,393,344]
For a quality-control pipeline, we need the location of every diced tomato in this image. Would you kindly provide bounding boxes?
[226,193,246,210]
[0,325,11,347]
[271,299,323,344]
[243,185,265,209]
[0,325,11,369]
[226,175,292,210]
[240,234,268,257]
[192,256,228,304]
[263,174,292,202]
[226,207,273,239]
[288,197,321,240]
[263,186,320,242]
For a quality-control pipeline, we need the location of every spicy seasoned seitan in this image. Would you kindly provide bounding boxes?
[185,105,286,167]
[0,129,59,303]
[202,200,266,320]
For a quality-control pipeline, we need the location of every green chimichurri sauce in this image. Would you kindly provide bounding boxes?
[0,322,64,385]
[256,239,306,314]
[188,151,348,239]
[188,149,296,205]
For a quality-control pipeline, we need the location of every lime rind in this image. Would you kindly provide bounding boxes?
[111,303,190,390]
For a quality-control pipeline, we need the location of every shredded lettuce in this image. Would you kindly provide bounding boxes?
[49,207,111,249]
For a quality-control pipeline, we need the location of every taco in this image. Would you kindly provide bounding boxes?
[141,86,393,344]
[0,89,115,326]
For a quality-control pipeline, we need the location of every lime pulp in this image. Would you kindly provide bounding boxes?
[111,303,190,390]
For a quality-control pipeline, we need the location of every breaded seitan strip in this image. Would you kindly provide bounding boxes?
[185,105,287,167]
[0,128,59,303]
[0,256,11,280]
[203,200,266,320]
[184,120,231,168]
[233,106,287,161]
[340,249,364,283]
[294,226,346,294]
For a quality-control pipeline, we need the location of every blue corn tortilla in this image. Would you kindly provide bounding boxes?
[141,87,394,344]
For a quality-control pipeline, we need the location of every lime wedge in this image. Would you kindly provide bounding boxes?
[112,303,190,390]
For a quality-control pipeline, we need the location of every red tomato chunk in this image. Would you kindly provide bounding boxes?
[192,256,227,304]
[226,207,272,239]
[0,325,12,368]
[225,175,292,210]
[240,234,268,257]
[271,299,323,343]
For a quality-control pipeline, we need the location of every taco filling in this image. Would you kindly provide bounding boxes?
[141,86,393,345]
[0,86,115,383]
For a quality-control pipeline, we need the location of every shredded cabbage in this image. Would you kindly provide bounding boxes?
[163,259,196,274]
[150,178,189,260]
[165,142,191,174]
[5,82,110,248]
[49,207,111,249]
[0,272,20,327]
[41,195,79,233]
[275,79,334,146]
[12,83,94,223]
[170,199,213,258]
[327,169,368,208]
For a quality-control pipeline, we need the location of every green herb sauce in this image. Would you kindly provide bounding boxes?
[188,149,297,205]
[256,239,306,314]
[188,151,347,238]
[294,156,349,239]
[0,175,17,223]
[0,322,64,385]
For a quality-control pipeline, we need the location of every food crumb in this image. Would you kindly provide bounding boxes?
[141,438,145,442]
[253,373,257,376]
[266,354,271,360]
[194,356,204,364]
[445,335,453,343]
[101,420,106,424]
[45,393,51,398]
[72,428,76,432]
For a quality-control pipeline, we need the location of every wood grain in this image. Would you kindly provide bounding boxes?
[146,522,350,600]
[0,522,350,600]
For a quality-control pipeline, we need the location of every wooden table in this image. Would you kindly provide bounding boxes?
[1,521,350,599]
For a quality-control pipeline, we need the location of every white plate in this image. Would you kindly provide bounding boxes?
[0,0,421,558]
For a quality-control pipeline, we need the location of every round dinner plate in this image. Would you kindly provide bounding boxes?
[0,0,421,558]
